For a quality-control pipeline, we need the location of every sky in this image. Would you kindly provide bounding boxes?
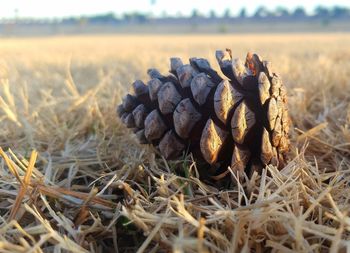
[0,0,350,19]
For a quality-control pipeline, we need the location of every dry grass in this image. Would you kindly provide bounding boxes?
[0,34,349,252]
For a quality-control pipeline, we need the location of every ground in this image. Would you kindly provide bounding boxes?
[0,34,349,252]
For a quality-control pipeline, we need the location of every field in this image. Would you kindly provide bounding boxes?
[0,34,349,252]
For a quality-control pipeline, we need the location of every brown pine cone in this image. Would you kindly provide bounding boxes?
[117,49,290,185]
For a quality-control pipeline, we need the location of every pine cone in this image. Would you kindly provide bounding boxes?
[117,49,290,184]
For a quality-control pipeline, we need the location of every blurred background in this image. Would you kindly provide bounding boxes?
[1,0,350,36]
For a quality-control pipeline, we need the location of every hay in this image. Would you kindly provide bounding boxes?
[0,34,349,252]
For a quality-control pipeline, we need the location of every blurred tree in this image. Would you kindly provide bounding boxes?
[314,6,331,27]
[293,7,306,18]
[123,12,148,23]
[89,12,117,24]
[209,10,217,19]
[161,10,168,18]
[191,9,200,18]
[314,6,330,18]
[224,8,231,18]
[239,8,246,18]
[14,9,19,24]
[332,6,350,18]
[190,9,200,31]
[254,6,269,18]
[62,17,79,25]
[274,6,289,17]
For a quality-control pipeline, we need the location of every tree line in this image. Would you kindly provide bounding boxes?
[2,5,350,25]
[62,5,350,24]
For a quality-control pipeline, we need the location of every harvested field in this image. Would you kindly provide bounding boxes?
[0,34,350,252]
